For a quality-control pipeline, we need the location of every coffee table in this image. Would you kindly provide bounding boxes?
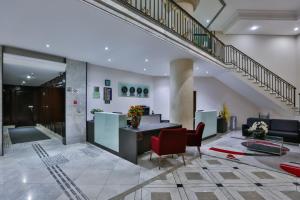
[245,135,285,155]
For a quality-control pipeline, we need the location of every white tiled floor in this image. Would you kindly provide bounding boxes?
[1,130,299,200]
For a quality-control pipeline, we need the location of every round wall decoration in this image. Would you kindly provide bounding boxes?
[121,86,128,94]
[143,88,149,95]
[129,87,135,94]
[137,87,142,94]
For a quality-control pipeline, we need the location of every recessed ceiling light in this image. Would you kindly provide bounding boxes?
[105,46,109,51]
[26,75,32,79]
[143,68,147,71]
[145,58,149,62]
[107,58,111,62]
[250,26,259,31]
[206,19,210,23]
[46,44,50,48]
[294,27,299,31]
[206,71,209,74]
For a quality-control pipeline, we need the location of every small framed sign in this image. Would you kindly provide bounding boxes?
[105,79,111,86]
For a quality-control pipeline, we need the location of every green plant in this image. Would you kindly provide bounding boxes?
[90,108,103,115]
[219,103,230,122]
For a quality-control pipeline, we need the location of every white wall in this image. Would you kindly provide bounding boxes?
[218,34,298,87]
[88,65,264,126]
[87,64,154,120]
[153,76,260,127]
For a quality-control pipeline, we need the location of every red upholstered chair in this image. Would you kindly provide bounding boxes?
[150,128,187,169]
[187,122,205,156]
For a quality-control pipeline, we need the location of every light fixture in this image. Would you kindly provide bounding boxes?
[145,58,149,62]
[143,68,147,71]
[26,75,32,79]
[250,25,259,31]
[206,19,210,23]
[22,177,27,183]
[105,46,109,51]
[294,27,299,31]
[206,71,209,74]
[107,58,111,62]
[46,44,50,48]
[22,81,26,84]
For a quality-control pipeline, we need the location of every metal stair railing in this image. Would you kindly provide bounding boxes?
[113,0,297,108]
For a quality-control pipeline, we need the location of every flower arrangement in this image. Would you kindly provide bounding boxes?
[248,121,268,139]
[90,108,103,115]
[128,105,144,128]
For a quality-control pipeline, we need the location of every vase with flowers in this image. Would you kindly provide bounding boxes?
[128,105,144,128]
[248,121,268,139]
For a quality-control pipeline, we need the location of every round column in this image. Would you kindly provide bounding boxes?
[170,58,194,129]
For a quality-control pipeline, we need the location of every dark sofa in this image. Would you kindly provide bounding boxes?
[242,118,300,143]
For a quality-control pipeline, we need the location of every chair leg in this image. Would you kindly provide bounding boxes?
[197,146,201,158]
[149,151,152,160]
[181,154,186,166]
[158,156,161,170]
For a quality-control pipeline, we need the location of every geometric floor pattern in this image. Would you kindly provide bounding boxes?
[121,155,300,200]
[1,129,299,200]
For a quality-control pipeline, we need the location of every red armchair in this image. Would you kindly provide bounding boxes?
[187,122,205,156]
[150,128,187,169]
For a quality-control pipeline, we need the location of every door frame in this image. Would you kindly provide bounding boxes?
[1,45,66,155]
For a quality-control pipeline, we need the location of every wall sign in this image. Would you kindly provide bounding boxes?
[105,79,111,86]
[118,82,149,98]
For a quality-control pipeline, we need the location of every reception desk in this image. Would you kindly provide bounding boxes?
[94,112,127,152]
[93,112,181,164]
[195,110,217,139]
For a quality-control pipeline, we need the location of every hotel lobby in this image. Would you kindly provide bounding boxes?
[1,0,300,200]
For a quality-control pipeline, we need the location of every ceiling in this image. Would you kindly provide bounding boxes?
[3,54,66,86]
[196,0,300,35]
[0,0,226,77]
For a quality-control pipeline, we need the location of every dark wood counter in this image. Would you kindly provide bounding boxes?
[119,123,181,164]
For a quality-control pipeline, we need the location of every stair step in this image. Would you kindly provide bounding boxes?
[248,78,254,80]
[281,99,287,102]
[275,96,282,99]
[259,85,265,88]
[264,89,270,91]
[270,92,277,94]
[242,74,248,77]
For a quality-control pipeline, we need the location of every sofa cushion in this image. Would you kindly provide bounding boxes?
[247,118,270,127]
[268,130,299,139]
[270,119,299,132]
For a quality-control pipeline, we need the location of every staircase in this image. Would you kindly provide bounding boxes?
[104,0,299,115]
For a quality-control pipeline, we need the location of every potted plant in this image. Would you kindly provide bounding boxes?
[128,105,144,128]
[217,103,230,133]
[90,108,103,119]
[248,121,268,139]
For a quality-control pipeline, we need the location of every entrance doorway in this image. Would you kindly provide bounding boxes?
[2,50,66,149]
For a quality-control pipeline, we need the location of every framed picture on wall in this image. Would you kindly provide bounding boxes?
[105,79,111,86]
[103,87,112,104]
[93,86,100,99]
